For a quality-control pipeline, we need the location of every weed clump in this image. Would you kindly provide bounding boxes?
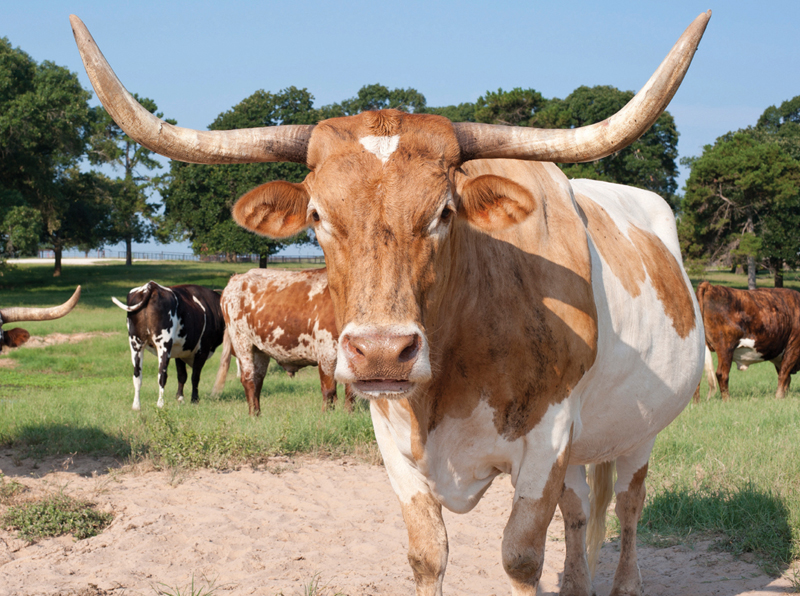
[2,492,113,541]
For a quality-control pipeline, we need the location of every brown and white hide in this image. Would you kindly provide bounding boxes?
[696,281,800,400]
[215,268,351,416]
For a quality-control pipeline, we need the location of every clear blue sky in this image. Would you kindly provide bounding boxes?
[5,1,799,256]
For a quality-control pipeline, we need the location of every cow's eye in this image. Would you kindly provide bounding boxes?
[440,206,454,223]
[311,210,320,223]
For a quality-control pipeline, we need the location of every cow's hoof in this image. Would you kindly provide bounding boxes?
[132,405,141,411]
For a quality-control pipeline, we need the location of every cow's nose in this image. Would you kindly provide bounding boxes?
[341,333,420,378]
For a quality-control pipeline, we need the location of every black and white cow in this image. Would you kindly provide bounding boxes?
[1,287,81,352]
[112,281,225,410]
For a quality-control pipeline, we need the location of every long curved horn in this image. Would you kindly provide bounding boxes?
[69,15,313,165]
[0,286,81,323]
[454,11,711,163]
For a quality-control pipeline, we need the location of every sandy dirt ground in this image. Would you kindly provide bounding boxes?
[0,454,794,596]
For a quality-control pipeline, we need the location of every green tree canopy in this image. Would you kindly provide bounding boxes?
[679,132,800,287]
[0,37,104,274]
[161,87,315,265]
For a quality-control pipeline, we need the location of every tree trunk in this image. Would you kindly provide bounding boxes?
[747,255,757,290]
[259,253,268,268]
[775,269,784,288]
[125,236,133,266]
[53,243,62,277]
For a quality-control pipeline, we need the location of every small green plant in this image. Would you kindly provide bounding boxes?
[0,473,26,504]
[788,566,800,593]
[154,574,217,596]
[1,492,113,540]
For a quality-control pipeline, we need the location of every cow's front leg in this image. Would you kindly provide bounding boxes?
[130,343,144,411]
[558,465,594,596]
[318,365,338,411]
[609,441,653,596]
[370,400,448,596]
[156,341,172,408]
[503,432,572,596]
[175,358,188,403]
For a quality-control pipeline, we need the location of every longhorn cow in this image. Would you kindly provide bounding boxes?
[73,12,709,596]
[112,282,225,410]
[0,287,81,352]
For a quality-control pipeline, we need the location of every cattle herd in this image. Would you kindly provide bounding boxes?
[3,9,797,596]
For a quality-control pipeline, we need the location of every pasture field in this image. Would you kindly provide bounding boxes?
[0,262,799,572]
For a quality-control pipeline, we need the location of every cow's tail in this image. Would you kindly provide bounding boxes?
[704,343,718,399]
[586,461,615,578]
[111,283,152,313]
[211,328,233,396]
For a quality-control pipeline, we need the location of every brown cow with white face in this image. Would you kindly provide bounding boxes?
[0,287,81,352]
[72,12,709,596]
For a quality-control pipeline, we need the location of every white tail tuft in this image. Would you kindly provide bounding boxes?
[586,461,615,578]
[211,329,233,396]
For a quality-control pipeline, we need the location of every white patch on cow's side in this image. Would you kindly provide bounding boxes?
[271,326,285,341]
[733,338,764,371]
[359,135,400,164]
[425,399,518,513]
[192,295,206,311]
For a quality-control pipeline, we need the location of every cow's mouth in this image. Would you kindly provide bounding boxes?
[352,379,413,397]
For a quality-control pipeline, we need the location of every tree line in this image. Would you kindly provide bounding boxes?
[2,35,798,285]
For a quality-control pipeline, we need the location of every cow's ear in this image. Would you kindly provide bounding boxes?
[233,180,311,238]
[458,174,538,232]
[4,328,30,348]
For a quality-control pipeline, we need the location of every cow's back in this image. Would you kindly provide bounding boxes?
[567,179,704,462]
[221,268,338,371]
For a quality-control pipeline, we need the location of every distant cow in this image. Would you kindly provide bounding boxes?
[697,281,800,400]
[213,268,352,416]
[1,287,81,352]
[112,282,225,410]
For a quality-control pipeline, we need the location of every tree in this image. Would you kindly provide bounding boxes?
[679,133,800,288]
[88,97,174,265]
[0,37,100,275]
[322,83,426,117]
[161,87,315,266]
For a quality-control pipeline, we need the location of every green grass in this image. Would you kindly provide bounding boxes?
[1,491,113,540]
[2,262,800,572]
[0,261,375,466]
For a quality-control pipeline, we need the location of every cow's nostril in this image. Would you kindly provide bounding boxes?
[399,336,420,362]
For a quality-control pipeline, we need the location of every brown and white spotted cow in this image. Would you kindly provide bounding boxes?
[74,12,709,596]
[112,282,225,410]
[211,267,353,415]
[0,287,81,352]
[696,281,800,401]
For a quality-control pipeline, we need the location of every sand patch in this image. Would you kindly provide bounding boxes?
[0,454,794,596]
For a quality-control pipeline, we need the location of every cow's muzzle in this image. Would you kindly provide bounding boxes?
[336,324,431,398]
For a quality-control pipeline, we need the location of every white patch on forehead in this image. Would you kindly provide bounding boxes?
[360,135,400,164]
